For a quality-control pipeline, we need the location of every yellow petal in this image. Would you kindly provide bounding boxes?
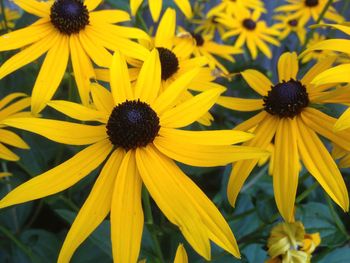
[311,63,350,87]
[0,129,29,149]
[90,83,115,115]
[149,0,162,22]
[296,118,349,212]
[13,0,50,17]
[174,244,188,263]
[47,100,108,123]
[278,52,298,82]
[84,0,102,11]
[159,127,254,145]
[0,93,27,110]
[4,118,107,146]
[0,143,19,161]
[152,68,200,114]
[241,69,272,96]
[58,149,124,263]
[173,0,192,18]
[0,140,112,209]
[0,172,12,178]
[301,108,350,151]
[111,151,143,263]
[335,107,350,131]
[217,96,263,111]
[31,35,69,114]
[135,146,211,260]
[234,111,268,131]
[0,97,30,120]
[228,115,278,206]
[160,88,224,128]
[70,34,96,107]
[155,8,176,49]
[154,136,268,167]
[130,0,143,16]
[134,49,161,104]
[273,118,299,222]
[339,154,350,168]
[301,39,350,56]
[301,56,336,85]
[89,10,130,24]
[110,51,133,104]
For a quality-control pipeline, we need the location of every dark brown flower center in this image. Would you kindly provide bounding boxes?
[242,19,256,30]
[106,100,160,150]
[191,32,205,46]
[157,47,179,80]
[263,79,309,118]
[305,0,319,7]
[50,0,89,35]
[288,19,298,27]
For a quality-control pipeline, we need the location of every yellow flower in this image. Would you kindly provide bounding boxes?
[275,0,344,25]
[301,33,336,64]
[130,0,192,21]
[217,52,350,222]
[273,14,307,44]
[0,7,21,30]
[0,93,30,162]
[218,9,280,59]
[175,29,242,75]
[266,221,320,263]
[303,24,350,131]
[1,50,269,262]
[0,0,150,114]
[207,0,266,18]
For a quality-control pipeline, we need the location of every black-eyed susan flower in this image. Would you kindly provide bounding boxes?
[217,52,350,222]
[0,7,21,30]
[0,93,30,162]
[266,221,320,263]
[0,0,150,114]
[175,29,242,75]
[174,244,188,263]
[275,0,343,24]
[273,14,307,44]
[217,10,280,59]
[207,0,266,18]
[130,0,192,21]
[0,50,269,262]
[301,33,336,63]
[191,14,227,39]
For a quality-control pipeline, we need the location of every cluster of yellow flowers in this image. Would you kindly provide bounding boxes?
[0,0,350,262]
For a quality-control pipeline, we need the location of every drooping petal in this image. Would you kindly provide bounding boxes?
[70,34,96,106]
[228,115,278,206]
[0,97,30,120]
[0,143,19,161]
[4,118,107,145]
[160,88,224,128]
[31,35,69,114]
[301,108,350,150]
[110,51,133,104]
[0,93,27,110]
[135,146,211,260]
[0,129,29,149]
[296,118,349,212]
[154,136,268,167]
[134,49,161,104]
[217,96,263,112]
[47,101,108,123]
[159,127,254,145]
[0,140,113,209]
[149,0,162,22]
[173,0,192,18]
[273,118,299,222]
[241,69,273,96]
[13,0,50,17]
[111,151,143,263]
[277,52,298,82]
[57,149,124,263]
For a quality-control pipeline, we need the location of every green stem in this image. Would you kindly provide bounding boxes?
[142,187,164,263]
[0,225,36,262]
[241,165,268,192]
[296,181,319,203]
[0,0,9,32]
[300,0,334,52]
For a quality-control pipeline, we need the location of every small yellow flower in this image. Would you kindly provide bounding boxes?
[218,9,280,59]
[273,14,307,44]
[301,33,336,64]
[266,221,321,263]
[0,7,21,30]
[207,0,266,18]
[0,93,30,162]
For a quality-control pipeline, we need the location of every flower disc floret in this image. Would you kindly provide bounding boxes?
[50,0,89,35]
[263,79,309,118]
[305,0,319,7]
[106,100,160,150]
[242,19,256,30]
[157,47,179,80]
